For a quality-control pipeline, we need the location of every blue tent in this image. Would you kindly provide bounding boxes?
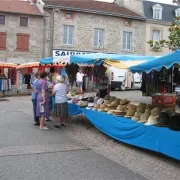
[40,57,53,64]
[70,53,155,65]
[129,50,180,73]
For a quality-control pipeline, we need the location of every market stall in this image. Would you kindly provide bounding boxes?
[129,50,180,110]
[0,62,17,96]
[67,95,180,160]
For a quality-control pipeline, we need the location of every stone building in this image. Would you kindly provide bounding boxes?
[36,0,146,58]
[0,0,44,64]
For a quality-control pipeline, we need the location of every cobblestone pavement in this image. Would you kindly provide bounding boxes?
[63,90,180,180]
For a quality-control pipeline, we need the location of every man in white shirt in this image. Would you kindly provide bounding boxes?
[76,69,84,92]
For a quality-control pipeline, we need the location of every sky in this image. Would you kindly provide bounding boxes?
[100,0,175,5]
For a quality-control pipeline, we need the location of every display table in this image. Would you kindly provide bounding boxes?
[51,99,180,160]
[79,108,180,160]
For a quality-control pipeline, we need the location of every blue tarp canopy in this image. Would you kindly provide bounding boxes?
[129,50,180,73]
[40,57,53,64]
[70,53,155,65]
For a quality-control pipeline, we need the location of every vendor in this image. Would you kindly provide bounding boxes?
[76,69,84,92]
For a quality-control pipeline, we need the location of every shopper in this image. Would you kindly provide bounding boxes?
[76,69,84,92]
[36,71,49,130]
[31,72,40,125]
[53,75,69,128]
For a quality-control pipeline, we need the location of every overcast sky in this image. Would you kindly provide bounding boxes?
[100,0,175,5]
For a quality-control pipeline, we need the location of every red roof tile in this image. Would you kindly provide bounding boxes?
[44,0,144,19]
[0,0,42,16]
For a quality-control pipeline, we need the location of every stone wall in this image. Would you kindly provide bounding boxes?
[46,10,145,55]
[0,13,44,64]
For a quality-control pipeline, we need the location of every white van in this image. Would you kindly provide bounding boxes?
[106,66,141,90]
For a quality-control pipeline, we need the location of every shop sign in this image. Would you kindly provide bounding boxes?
[53,49,94,57]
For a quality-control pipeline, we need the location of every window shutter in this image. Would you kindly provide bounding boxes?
[23,34,30,51]
[68,26,73,45]
[63,26,68,44]
[123,32,126,49]
[17,34,23,51]
[94,29,98,47]
[0,32,6,50]
[99,29,104,47]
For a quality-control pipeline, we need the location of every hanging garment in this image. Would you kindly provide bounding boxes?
[124,71,134,88]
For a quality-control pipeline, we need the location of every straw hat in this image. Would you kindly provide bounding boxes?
[94,104,100,109]
[136,103,146,113]
[139,109,151,123]
[110,96,116,101]
[124,104,137,118]
[131,112,142,121]
[104,107,111,112]
[156,109,173,127]
[104,95,111,100]
[146,104,153,110]
[145,108,160,126]
[117,105,127,112]
[97,109,104,112]
[120,99,128,105]
[103,100,111,105]
[113,110,126,116]
[107,109,115,115]
[100,104,106,109]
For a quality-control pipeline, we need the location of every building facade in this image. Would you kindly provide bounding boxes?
[0,0,44,64]
[143,1,178,56]
[36,0,146,58]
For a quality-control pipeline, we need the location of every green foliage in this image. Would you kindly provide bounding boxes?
[147,18,180,51]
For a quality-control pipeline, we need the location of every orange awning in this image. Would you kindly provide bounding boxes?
[0,62,17,68]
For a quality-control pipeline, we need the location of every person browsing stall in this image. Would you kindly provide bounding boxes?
[36,71,49,130]
[31,72,40,125]
[76,69,84,92]
[53,75,69,128]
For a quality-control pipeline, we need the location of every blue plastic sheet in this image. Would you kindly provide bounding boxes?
[79,108,180,160]
[129,50,180,73]
[68,103,82,115]
[70,53,155,65]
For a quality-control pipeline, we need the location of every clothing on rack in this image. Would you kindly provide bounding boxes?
[123,71,134,88]
[0,78,11,91]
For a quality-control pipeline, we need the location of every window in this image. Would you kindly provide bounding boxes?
[94,29,104,48]
[63,25,74,45]
[0,15,5,25]
[16,33,30,52]
[153,4,163,20]
[152,30,161,42]
[0,32,6,50]
[66,12,72,18]
[123,31,132,50]
[175,8,180,17]
[20,17,28,27]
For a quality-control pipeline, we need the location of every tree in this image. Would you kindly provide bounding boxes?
[173,0,180,6]
[147,17,180,51]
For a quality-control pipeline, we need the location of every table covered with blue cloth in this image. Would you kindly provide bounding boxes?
[50,96,81,115]
[50,96,180,160]
[80,108,180,160]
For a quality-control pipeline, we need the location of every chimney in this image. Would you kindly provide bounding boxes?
[30,0,36,5]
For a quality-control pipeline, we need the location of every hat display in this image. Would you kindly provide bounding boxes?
[136,103,146,113]
[117,105,127,112]
[110,96,116,101]
[104,107,111,112]
[146,104,153,110]
[113,110,126,116]
[139,109,151,123]
[145,108,160,126]
[107,109,115,115]
[104,95,111,100]
[120,99,128,105]
[97,98,104,104]
[100,104,106,109]
[103,100,111,105]
[131,112,142,121]
[94,104,100,109]
[124,104,137,118]
[156,112,170,127]
[169,113,180,131]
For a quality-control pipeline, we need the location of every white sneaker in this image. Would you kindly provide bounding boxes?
[40,127,49,130]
